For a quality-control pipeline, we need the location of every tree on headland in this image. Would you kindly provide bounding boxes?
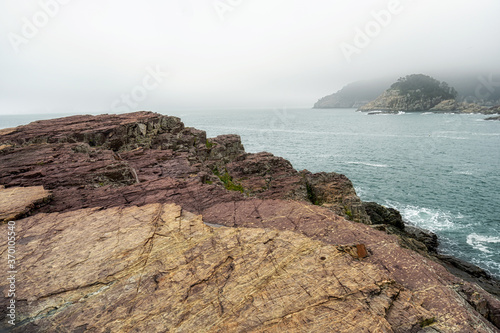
[390,74,457,101]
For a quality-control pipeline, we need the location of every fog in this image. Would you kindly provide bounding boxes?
[1,0,499,115]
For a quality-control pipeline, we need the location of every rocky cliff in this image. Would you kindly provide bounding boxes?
[1,111,500,332]
[430,100,500,114]
[315,72,500,110]
[358,74,459,112]
[358,89,449,112]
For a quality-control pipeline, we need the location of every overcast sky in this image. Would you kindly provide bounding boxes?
[0,0,499,115]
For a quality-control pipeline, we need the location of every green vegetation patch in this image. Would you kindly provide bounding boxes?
[420,317,436,328]
[306,183,320,205]
[213,168,244,193]
[344,206,353,220]
[206,140,216,149]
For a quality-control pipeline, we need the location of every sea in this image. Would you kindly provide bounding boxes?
[1,108,499,278]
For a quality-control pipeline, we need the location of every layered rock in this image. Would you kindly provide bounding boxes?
[358,74,459,112]
[430,100,498,114]
[1,111,500,332]
[362,202,404,230]
[0,114,369,226]
[489,105,500,113]
[0,203,431,332]
[358,89,448,112]
[316,73,500,111]
[0,185,51,223]
[302,171,370,224]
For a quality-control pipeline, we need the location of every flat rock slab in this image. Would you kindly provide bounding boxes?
[1,203,499,332]
[1,203,432,333]
[202,199,500,332]
[0,186,51,223]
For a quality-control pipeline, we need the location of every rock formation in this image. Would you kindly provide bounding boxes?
[315,72,500,110]
[430,100,499,114]
[0,185,52,223]
[358,89,448,112]
[1,111,500,332]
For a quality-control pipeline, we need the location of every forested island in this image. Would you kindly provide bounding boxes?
[315,73,500,113]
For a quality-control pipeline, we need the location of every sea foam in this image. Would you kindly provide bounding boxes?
[466,233,500,254]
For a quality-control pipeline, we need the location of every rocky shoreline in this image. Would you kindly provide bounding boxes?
[1,111,499,332]
[358,93,500,115]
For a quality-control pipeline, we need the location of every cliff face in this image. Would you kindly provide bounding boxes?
[430,100,500,114]
[358,89,448,112]
[1,111,500,332]
[315,73,500,110]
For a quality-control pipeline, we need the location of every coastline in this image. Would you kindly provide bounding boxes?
[1,111,499,331]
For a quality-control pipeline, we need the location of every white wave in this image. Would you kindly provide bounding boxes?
[346,161,389,168]
[452,170,473,175]
[421,112,434,115]
[475,133,500,136]
[354,186,368,198]
[466,233,500,254]
[432,135,468,140]
[384,201,462,232]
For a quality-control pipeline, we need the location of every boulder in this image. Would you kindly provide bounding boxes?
[404,225,439,253]
[302,171,371,224]
[363,202,405,230]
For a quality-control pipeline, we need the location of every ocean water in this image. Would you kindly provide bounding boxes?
[174,108,500,278]
[1,108,500,278]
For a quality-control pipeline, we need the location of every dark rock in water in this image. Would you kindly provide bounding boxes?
[457,279,500,329]
[485,115,500,121]
[437,255,500,296]
[431,100,496,114]
[1,111,500,332]
[488,105,500,113]
[404,225,439,253]
[302,171,371,224]
[363,202,405,230]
